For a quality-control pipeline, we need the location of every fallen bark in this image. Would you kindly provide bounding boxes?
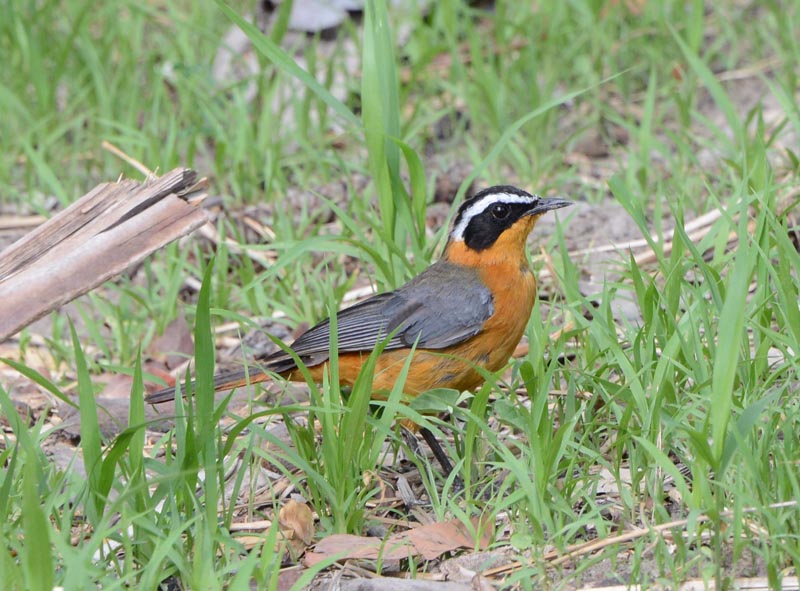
[0,168,208,341]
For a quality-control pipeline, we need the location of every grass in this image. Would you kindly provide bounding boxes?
[1,0,799,589]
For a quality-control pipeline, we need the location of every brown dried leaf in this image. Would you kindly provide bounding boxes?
[276,568,305,591]
[232,506,314,562]
[148,315,194,369]
[278,500,315,560]
[304,517,493,567]
[97,373,136,401]
[279,500,315,545]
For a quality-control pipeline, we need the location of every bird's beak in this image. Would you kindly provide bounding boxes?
[525,197,573,216]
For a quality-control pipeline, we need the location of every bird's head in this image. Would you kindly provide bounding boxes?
[445,186,572,265]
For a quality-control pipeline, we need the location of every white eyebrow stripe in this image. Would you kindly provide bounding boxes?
[450,192,538,241]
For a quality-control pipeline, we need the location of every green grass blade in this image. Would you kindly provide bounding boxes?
[128,347,146,478]
[709,201,756,466]
[670,25,743,146]
[193,259,220,531]
[71,319,104,523]
[392,136,429,258]
[362,0,402,240]
[21,451,53,591]
[0,357,78,409]
[0,444,18,522]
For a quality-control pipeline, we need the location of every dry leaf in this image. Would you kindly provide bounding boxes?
[279,500,315,560]
[304,517,493,566]
[276,567,305,591]
[279,500,315,544]
[148,315,194,369]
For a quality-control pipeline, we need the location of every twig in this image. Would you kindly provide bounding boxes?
[101,140,155,178]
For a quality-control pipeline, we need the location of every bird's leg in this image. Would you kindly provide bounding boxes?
[419,426,454,476]
[399,424,455,476]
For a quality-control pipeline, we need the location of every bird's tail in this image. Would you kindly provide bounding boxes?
[145,368,271,404]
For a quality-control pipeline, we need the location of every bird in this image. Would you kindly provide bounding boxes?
[147,186,571,439]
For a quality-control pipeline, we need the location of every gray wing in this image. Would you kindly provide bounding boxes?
[263,260,493,372]
[387,260,494,348]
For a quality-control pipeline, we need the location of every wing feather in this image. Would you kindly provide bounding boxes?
[263,261,493,372]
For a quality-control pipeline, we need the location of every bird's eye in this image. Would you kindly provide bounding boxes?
[491,203,510,219]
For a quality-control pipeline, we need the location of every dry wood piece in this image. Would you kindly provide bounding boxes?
[0,168,209,341]
[0,214,47,232]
